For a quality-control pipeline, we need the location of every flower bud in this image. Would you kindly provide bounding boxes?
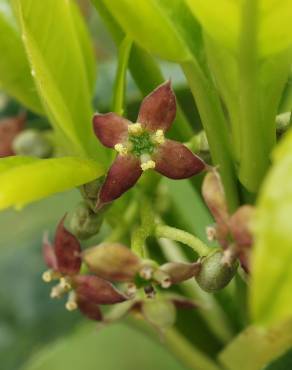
[68,202,103,240]
[195,250,238,293]
[159,261,201,285]
[202,171,230,246]
[12,129,53,158]
[83,243,141,282]
[79,177,105,211]
[142,298,176,330]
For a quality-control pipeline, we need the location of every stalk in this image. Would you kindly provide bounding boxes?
[182,59,239,212]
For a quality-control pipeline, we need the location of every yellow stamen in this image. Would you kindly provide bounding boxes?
[60,277,71,291]
[65,291,78,311]
[42,270,53,283]
[152,129,165,145]
[141,160,156,171]
[114,143,128,155]
[128,123,143,135]
[50,283,66,299]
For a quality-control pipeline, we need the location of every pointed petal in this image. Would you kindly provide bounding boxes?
[154,140,205,179]
[137,81,176,132]
[229,205,254,247]
[0,114,26,157]
[93,113,130,148]
[75,275,127,305]
[42,233,58,270]
[83,243,141,282]
[159,262,201,285]
[77,295,103,321]
[54,217,81,275]
[98,155,142,205]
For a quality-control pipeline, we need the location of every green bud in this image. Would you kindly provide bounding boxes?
[142,298,176,330]
[195,250,238,293]
[79,177,105,211]
[12,129,53,158]
[68,202,103,240]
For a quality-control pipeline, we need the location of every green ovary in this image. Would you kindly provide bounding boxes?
[129,131,155,157]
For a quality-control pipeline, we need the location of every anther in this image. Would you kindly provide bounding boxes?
[128,123,143,135]
[114,143,128,155]
[50,283,67,299]
[65,291,78,311]
[206,226,217,241]
[42,269,60,283]
[152,129,165,145]
[140,265,154,280]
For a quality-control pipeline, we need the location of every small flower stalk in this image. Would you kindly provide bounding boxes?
[93,81,206,209]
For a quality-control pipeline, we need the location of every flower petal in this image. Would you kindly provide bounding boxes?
[0,114,26,157]
[154,140,205,179]
[42,233,58,270]
[98,155,142,205]
[137,81,176,132]
[159,261,201,285]
[54,217,81,275]
[83,243,141,282]
[74,275,127,305]
[92,113,130,148]
[77,295,103,321]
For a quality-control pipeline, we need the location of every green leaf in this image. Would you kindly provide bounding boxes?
[112,35,133,115]
[23,323,186,370]
[0,0,42,113]
[0,155,37,173]
[185,0,292,57]
[250,130,292,325]
[219,321,292,370]
[99,0,201,62]
[12,0,103,159]
[0,156,104,210]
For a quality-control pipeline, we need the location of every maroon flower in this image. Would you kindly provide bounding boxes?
[0,113,26,157]
[42,217,126,321]
[93,81,206,208]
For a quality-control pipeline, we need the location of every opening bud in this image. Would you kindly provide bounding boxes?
[195,250,238,293]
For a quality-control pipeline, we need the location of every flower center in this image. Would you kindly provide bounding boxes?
[129,131,155,157]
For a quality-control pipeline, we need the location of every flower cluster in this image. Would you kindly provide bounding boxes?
[92,81,206,209]
[42,217,199,330]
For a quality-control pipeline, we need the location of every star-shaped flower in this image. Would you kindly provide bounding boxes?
[42,217,127,321]
[93,81,206,208]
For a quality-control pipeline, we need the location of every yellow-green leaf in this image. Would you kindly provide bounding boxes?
[0,0,42,113]
[185,0,292,57]
[0,156,104,210]
[12,0,102,159]
[250,130,292,325]
[100,0,198,62]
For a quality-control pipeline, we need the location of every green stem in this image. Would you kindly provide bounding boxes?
[182,59,239,212]
[105,200,138,242]
[237,0,266,193]
[159,238,234,343]
[155,224,210,256]
[112,35,133,115]
[165,328,222,370]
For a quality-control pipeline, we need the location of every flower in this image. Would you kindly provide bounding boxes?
[93,81,206,209]
[42,217,127,321]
